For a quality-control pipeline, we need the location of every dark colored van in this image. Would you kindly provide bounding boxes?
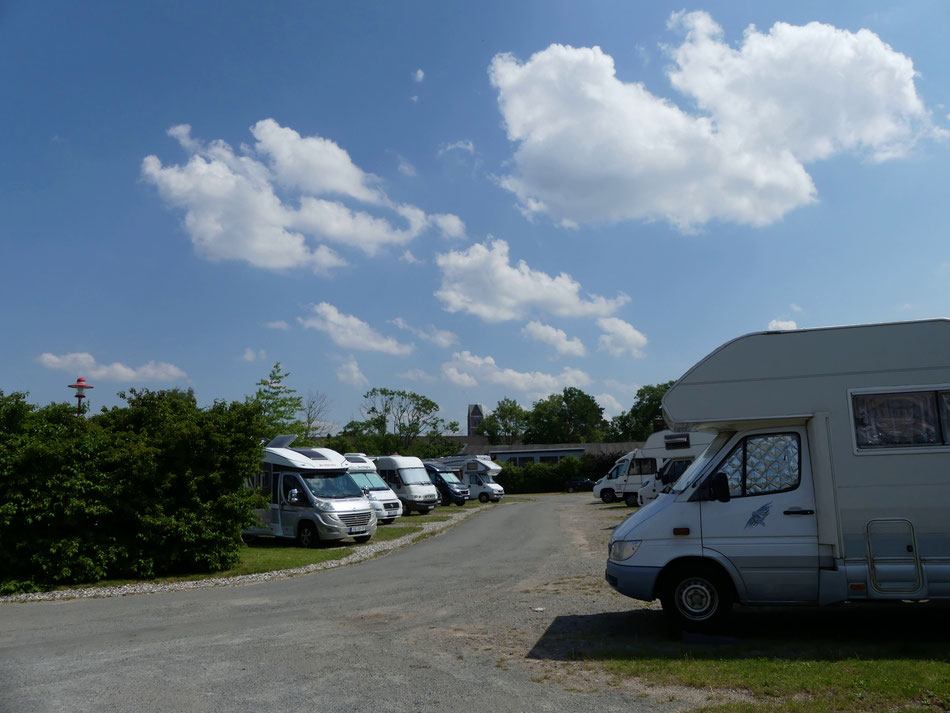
[423,463,470,506]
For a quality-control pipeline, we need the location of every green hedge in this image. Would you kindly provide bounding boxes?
[496,451,626,494]
[0,389,265,593]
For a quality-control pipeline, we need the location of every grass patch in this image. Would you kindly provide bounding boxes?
[369,524,424,541]
[531,604,950,713]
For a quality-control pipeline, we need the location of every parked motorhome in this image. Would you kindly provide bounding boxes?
[344,453,402,524]
[431,455,504,502]
[423,462,470,506]
[373,455,440,514]
[606,319,950,628]
[635,430,717,507]
[593,450,657,504]
[244,436,376,547]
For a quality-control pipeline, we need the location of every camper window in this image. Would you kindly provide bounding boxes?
[852,391,947,448]
[717,433,800,498]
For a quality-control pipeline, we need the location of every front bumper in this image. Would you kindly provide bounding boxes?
[604,561,661,602]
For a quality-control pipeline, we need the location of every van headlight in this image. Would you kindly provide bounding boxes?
[608,539,641,562]
[313,500,335,513]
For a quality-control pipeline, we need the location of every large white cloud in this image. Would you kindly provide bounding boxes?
[489,12,941,230]
[299,303,414,356]
[435,239,629,322]
[38,352,187,382]
[522,321,586,357]
[336,355,369,387]
[441,350,591,394]
[390,317,458,348]
[596,317,648,357]
[142,121,465,271]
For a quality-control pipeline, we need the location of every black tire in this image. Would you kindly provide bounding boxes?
[297,521,318,549]
[402,504,413,516]
[600,489,616,504]
[478,492,490,503]
[454,499,466,506]
[420,506,432,515]
[353,535,371,544]
[381,518,395,525]
[660,564,733,629]
[624,493,638,507]
[441,494,451,506]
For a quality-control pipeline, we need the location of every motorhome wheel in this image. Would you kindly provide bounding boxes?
[297,522,318,549]
[382,518,395,525]
[421,506,432,514]
[353,535,371,544]
[600,489,616,503]
[624,493,638,507]
[660,564,732,628]
[478,492,489,503]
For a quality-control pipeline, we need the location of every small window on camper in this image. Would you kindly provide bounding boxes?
[852,391,945,449]
[629,458,657,476]
[717,433,800,498]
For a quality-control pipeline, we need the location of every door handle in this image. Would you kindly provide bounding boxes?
[783,509,815,515]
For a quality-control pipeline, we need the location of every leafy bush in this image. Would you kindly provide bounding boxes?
[0,389,265,592]
[496,451,628,493]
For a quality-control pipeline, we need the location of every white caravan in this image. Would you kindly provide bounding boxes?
[244,436,376,547]
[373,455,440,514]
[432,455,504,502]
[593,450,658,505]
[636,430,717,507]
[606,319,950,628]
[344,453,402,524]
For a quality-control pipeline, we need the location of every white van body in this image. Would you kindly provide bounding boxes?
[636,430,717,507]
[244,436,377,546]
[432,455,504,502]
[593,449,657,505]
[606,319,950,627]
[373,455,440,514]
[344,453,402,524]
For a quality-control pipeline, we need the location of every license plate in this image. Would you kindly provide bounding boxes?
[349,526,366,534]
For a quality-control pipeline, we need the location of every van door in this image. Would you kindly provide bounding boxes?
[700,429,819,603]
[866,519,921,593]
[278,473,306,538]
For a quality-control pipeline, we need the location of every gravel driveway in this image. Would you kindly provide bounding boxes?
[0,495,707,713]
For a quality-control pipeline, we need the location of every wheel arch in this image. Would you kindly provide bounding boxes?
[654,555,742,603]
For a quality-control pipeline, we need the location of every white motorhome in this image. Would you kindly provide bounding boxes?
[593,449,657,505]
[244,436,377,547]
[432,455,504,502]
[636,430,717,507]
[344,453,402,524]
[373,455,440,514]
[606,319,950,628]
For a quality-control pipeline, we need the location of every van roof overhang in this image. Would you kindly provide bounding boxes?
[663,413,813,432]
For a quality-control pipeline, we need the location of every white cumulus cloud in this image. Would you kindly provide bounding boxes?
[442,351,591,394]
[390,317,458,348]
[595,392,624,417]
[266,320,290,330]
[242,348,267,362]
[299,303,414,355]
[142,121,464,271]
[38,352,187,382]
[435,239,629,322]
[489,12,942,230]
[768,319,798,331]
[522,321,586,357]
[596,317,648,357]
[414,68,425,83]
[336,355,369,387]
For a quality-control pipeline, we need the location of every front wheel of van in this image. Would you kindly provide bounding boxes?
[660,565,733,630]
[600,489,616,503]
[478,493,490,503]
[353,535,372,544]
[297,522,318,549]
[624,493,638,507]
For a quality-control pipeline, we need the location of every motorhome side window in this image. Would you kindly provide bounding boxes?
[852,390,950,449]
[717,433,800,498]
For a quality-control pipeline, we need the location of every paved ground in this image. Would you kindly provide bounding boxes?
[0,495,696,713]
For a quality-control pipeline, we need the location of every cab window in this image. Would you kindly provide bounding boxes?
[717,433,800,498]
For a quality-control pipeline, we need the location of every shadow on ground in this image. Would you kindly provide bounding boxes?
[527,601,950,664]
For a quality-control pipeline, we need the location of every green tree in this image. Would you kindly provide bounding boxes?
[608,381,675,441]
[252,362,303,440]
[477,397,529,445]
[524,387,607,443]
[348,387,458,456]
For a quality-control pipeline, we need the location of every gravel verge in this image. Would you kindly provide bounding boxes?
[2,503,486,604]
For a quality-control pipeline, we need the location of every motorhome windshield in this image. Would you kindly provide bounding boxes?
[300,472,364,499]
[480,474,497,484]
[437,470,461,484]
[348,472,389,491]
[398,466,433,485]
[669,432,734,494]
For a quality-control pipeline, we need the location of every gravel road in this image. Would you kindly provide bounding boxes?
[0,495,698,713]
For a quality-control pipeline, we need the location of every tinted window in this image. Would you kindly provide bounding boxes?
[853,392,941,448]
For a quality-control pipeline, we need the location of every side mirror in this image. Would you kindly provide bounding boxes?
[709,473,731,503]
[288,488,300,504]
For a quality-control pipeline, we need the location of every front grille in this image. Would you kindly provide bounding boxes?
[384,502,400,511]
[338,511,373,526]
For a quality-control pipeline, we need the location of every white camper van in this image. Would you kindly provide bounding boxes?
[606,320,950,628]
[432,455,504,502]
[593,450,657,505]
[636,430,717,507]
[373,455,440,514]
[344,453,402,524]
[244,436,377,547]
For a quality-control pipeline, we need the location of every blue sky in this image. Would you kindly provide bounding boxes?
[2,1,949,431]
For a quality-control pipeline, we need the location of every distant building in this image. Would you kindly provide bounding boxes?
[467,404,486,436]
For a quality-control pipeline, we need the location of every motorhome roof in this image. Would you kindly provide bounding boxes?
[663,319,950,430]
